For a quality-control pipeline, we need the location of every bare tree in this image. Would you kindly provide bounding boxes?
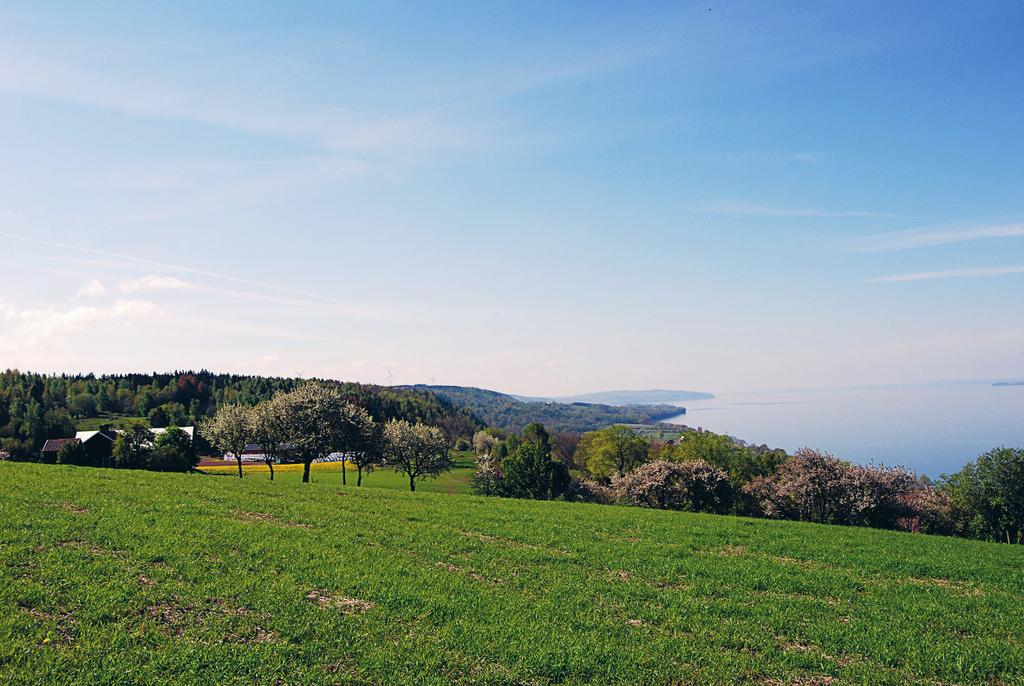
[383,419,451,492]
[200,404,254,478]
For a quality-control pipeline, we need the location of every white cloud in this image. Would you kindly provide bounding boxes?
[0,298,162,347]
[74,279,108,298]
[851,223,1024,253]
[865,265,1024,283]
[118,275,191,292]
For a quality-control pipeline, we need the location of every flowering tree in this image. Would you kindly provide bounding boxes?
[743,448,915,528]
[383,419,451,492]
[614,460,732,513]
[200,404,254,478]
[251,395,290,481]
[276,383,366,483]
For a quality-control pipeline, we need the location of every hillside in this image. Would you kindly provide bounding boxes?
[519,389,715,406]
[407,385,684,433]
[2,462,1021,685]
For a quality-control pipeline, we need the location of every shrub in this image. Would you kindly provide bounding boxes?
[744,448,915,528]
[148,426,198,472]
[571,478,617,505]
[501,442,571,500]
[613,460,732,513]
[56,440,91,466]
[470,455,505,496]
[941,447,1024,544]
[897,487,955,536]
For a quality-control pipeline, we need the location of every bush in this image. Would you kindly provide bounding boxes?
[56,440,91,466]
[897,487,955,536]
[613,460,732,513]
[941,447,1024,544]
[470,455,505,496]
[571,478,617,504]
[454,437,471,452]
[148,426,198,472]
[744,448,915,528]
[501,442,571,500]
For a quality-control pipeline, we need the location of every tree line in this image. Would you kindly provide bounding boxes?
[201,383,452,491]
[470,424,1024,545]
[0,370,478,460]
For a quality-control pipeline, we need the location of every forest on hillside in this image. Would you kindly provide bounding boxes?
[410,385,684,433]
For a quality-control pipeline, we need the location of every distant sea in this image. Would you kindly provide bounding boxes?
[664,381,1024,476]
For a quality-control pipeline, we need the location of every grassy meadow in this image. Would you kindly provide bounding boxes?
[1,461,1022,685]
[198,452,477,494]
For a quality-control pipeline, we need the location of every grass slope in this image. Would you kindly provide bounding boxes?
[1,462,1022,686]
[199,453,477,494]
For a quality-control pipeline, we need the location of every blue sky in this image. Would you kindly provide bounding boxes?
[1,1,1022,395]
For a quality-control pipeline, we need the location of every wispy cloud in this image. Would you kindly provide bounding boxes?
[865,265,1024,283]
[0,230,375,311]
[0,37,662,159]
[693,201,894,218]
[117,275,190,292]
[851,223,1024,252]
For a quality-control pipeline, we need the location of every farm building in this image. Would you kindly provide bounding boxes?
[40,426,195,466]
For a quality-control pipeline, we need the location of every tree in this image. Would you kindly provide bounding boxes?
[383,419,451,492]
[472,430,500,456]
[577,425,648,478]
[149,426,198,472]
[276,383,365,484]
[200,404,254,478]
[550,431,581,468]
[743,448,916,528]
[251,396,290,481]
[68,393,97,418]
[347,413,382,487]
[942,447,1024,544]
[113,423,153,469]
[614,460,732,513]
[501,441,571,500]
[56,439,91,467]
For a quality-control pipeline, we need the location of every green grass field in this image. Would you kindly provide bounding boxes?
[1,462,1021,685]
[198,452,477,494]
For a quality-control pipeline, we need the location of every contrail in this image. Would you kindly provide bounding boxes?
[0,230,373,309]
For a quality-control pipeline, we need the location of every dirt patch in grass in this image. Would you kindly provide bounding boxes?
[143,596,276,643]
[305,590,375,614]
[907,577,984,597]
[761,677,836,686]
[232,510,312,529]
[716,544,748,557]
[58,501,91,514]
[19,604,77,645]
[770,555,827,570]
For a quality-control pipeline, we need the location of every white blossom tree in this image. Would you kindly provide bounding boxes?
[383,419,452,492]
[200,404,254,478]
